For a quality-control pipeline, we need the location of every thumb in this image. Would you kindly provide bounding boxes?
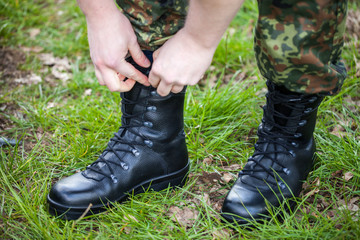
[128,41,151,68]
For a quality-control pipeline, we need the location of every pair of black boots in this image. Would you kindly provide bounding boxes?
[48,51,323,223]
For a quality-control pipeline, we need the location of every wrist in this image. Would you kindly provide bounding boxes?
[179,27,220,51]
[77,0,120,23]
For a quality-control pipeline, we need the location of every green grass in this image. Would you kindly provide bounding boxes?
[1,0,359,239]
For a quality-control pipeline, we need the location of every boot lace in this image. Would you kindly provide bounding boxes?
[84,92,154,183]
[240,90,320,188]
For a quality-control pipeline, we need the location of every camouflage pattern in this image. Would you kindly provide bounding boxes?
[255,0,348,95]
[116,0,188,50]
[117,0,348,95]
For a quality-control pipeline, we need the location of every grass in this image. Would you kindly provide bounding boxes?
[1,0,359,239]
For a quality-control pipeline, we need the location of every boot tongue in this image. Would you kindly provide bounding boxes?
[272,84,303,134]
[273,102,300,133]
[121,83,143,126]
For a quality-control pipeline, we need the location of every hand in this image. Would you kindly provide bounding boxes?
[148,29,216,96]
[86,10,150,92]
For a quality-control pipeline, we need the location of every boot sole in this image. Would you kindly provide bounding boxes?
[220,199,297,226]
[47,162,189,220]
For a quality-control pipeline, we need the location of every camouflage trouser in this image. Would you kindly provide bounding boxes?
[116,0,348,95]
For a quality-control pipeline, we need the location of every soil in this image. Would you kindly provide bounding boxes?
[0,46,29,82]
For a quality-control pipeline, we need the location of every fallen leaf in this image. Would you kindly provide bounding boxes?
[330,125,347,138]
[304,188,319,197]
[222,164,242,171]
[83,89,92,96]
[14,73,42,85]
[343,172,354,181]
[29,28,40,39]
[212,228,231,239]
[167,206,199,227]
[202,193,211,206]
[20,46,43,53]
[46,102,56,109]
[222,173,234,183]
[350,197,359,205]
[338,203,359,212]
[51,67,71,83]
[38,53,56,66]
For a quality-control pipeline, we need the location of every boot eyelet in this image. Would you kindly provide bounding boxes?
[294,133,302,138]
[144,121,153,128]
[151,91,159,97]
[304,108,312,114]
[283,168,290,175]
[110,174,118,184]
[121,162,129,170]
[288,150,295,157]
[131,149,140,157]
[279,182,286,189]
[147,106,157,112]
[291,142,299,147]
[298,120,307,127]
[309,96,317,103]
[144,140,153,148]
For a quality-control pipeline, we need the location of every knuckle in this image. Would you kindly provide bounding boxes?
[157,89,167,97]
[108,88,118,92]
[108,85,120,92]
[151,64,162,75]
[106,58,118,69]
[93,58,104,68]
[127,71,137,80]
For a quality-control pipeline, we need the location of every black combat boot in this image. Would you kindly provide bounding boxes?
[47,51,189,220]
[221,81,323,224]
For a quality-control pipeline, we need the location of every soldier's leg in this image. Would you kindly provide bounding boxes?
[117,0,188,50]
[222,0,348,224]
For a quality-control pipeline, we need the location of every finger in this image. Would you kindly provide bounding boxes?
[117,72,137,92]
[101,67,134,92]
[116,61,150,86]
[95,67,105,85]
[128,41,151,68]
[117,72,126,81]
[122,78,136,92]
[153,49,160,60]
[171,84,184,94]
[156,80,172,97]
[148,70,161,88]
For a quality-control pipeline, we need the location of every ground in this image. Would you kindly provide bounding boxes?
[0,1,359,239]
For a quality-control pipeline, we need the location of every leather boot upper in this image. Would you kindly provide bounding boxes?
[48,51,188,210]
[222,81,323,223]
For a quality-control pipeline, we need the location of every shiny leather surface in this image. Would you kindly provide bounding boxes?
[48,52,189,218]
[221,81,323,223]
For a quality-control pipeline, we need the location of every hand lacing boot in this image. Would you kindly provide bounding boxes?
[221,80,323,224]
[47,51,189,220]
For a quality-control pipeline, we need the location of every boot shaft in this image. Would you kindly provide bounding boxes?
[120,51,186,145]
[263,81,324,145]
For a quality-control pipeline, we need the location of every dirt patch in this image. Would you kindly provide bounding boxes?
[0,46,29,82]
[300,170,360,226]
[0,47,27,135]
